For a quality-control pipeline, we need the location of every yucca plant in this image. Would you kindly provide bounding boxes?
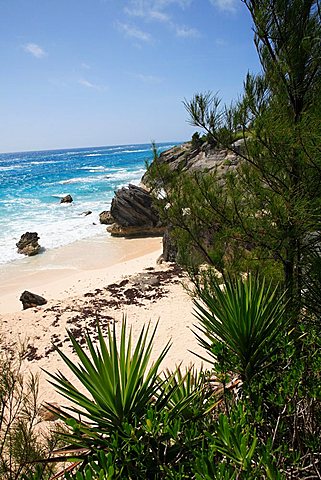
[44,319,211,477]
[46,319,171,450]
[161,366,206,419]
[193,274,288,382]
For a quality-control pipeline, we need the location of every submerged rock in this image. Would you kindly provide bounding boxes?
[60,194,73,203]
[16,232,41,256]
[20,290,47,310]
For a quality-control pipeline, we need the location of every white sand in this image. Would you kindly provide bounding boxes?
[0,236,163,313]
[0,236,208,408]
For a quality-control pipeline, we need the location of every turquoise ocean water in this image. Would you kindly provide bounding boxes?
[0,142,175,265]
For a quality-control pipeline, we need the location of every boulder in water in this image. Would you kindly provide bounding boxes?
[16,232,41,256]
[60,194,73,203]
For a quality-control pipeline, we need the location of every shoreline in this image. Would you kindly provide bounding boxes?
[0,235,163,313]
[0,235,205,406]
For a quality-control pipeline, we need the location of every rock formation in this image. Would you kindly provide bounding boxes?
[107,184,164,237]
[142,140,241,187]
[106,142,241,249]
[16,232,41,256]
[60,194,73,203]
[140,141,242,262]
[99,210,114,225]
[20,290,47,310]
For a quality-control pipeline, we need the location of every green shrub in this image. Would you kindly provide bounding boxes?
[0,347,64,480]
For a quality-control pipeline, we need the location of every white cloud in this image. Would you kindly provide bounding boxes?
[125,4,170,23]
[124,0,192,23]
[81,62,91,69]
[133,73,163,83]
[175,24,200,38]
[23,43,46,58]
[78,79,107,91]
[124,0,199,39]
[117,22,152,42]
[149,10,171,22]
[209,0,237,12]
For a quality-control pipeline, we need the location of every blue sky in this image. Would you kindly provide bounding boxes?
[0,0,260,153]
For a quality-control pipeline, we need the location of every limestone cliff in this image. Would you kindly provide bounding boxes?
[142,140,241,187]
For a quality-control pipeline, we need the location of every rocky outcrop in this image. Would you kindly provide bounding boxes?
[99,210,114,225]
[142,140,241,187]
[140,141,243,262]
[80,210,92,216]
[60,194,73,203]
[16,232,41,256]
[108,184,164,238]
[20,290,47,310]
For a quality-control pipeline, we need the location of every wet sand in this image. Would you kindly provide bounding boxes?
[0,235,162,313]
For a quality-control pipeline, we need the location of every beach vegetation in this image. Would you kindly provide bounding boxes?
[193,273,288,383]
[0,346,64,480]
[31,276,291,478]
[18,267,321,478]
[46,320,172,434]
[190,132,204,150]
[42,319,215,477]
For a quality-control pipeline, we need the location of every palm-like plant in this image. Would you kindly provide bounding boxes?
[161,366,205,419]
[44,320,209,477]
[193,274,288,382]
[46,319,171,445]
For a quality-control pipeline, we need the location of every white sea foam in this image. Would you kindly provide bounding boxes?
[51,193,70,198]
[0,221,106,265]
[57,176,106,185]
[29,160,57,166]
[0,165,27,171]
[0,143,156,266]
[0,198,43,208]
[120,149,150,154]
[107,168,145,181]
[54,168,145,185]
[79,165,106,171]
[106,146,124,151]
[0,201,111,265]
[0,157,22,163]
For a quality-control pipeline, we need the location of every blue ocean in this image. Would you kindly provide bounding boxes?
[0,142,175,265]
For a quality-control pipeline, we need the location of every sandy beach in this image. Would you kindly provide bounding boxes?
[0,235,206,407]
[0,235,164,313]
